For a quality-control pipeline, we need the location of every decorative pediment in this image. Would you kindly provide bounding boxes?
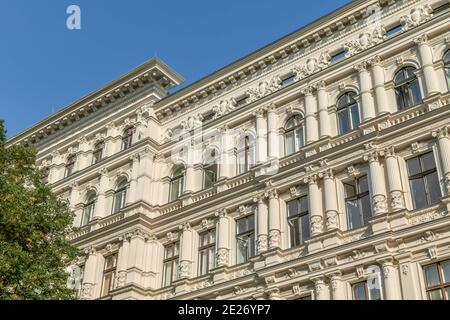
[344,25,386,58]
[400,5,433,31]
[212,99,234,119]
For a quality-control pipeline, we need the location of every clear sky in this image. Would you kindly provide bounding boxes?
[0,0,350,138]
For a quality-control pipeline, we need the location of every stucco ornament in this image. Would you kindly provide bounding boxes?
[178,261,192,278]
[294,51,331,80]
[216,248,229,266]
[310,216,323,235]
[181,114,203,131]
[212,99,234,119]
[400,5,433,31]
[344,26,386,57]
[269,230,281,248]
[373,194,388,214]
[390,190,405,210]
[246,76,282,103]
[326,211,339,230]
[257,235,268,253]
[116,270,127,288]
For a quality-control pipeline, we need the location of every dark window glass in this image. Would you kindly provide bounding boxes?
[394,67,422,110]
[162,242,179,287]
[198,229,216,276]
[331,50,346,63]
[92,141,104,164]
[238,136,255,174]
[337,92,360,134]
[122,127,134,150]
[203,149,218,189]
[65,154,76,177]
[287,196,310,247]
[385,24,402,37]
[406,152,441,209]
[444,51,450,90]
[169,166,185,202]
[101,254,117,297]
[81,194,96,227]
[281,73,296,86]
[285,115,305,155]
[352,281,381,300]
[236,215,255,264]
[424,260,450,300]
[345,175,372,229]
[113,180,127,214]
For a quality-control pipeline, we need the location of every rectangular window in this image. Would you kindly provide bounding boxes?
[424,259,450,300]
[330,50,346,63]
[203,164,218,189]
[406,152,441,210]
[352,280,382,300]
[236,215,255,264]
[75,265,84,299]
[235,95,248,107]
[281,73,296,86]
[287,196,310,247]
[385,24,402,37]
[162,242,180,287]
[345,175,372,229]
[101,254,117,297]
[198,229,216,276]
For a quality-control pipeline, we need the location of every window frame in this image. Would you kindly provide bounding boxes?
[352,279,382,300]
[81,194,96,227]
[423,259,450,300]
[237,135,255,175]
[337,91,360,135]
[394,67,422,110]
[169,166,186,202]
[112,180,128,214]
[284,115,305,156]
[122,126,134,151]
[162,241,180,287]
[101,254,117,297]
[286,195,310,248]
[235,214,256,264]
[444,50,450,91]
[406,151,441,210]
[65,154,76,177]
[198,229,217,276]
[92,141,105,164]
[344,175,372,230]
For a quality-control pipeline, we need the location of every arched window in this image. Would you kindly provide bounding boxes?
[444,51,450,90]
[65,154,76,177]
[203,148,219,189]
[237,135,255,174]
[337,92,360,134]
[394,67,422,110]
[169,166,185,202]
[92,141,104,164]
[285,115,305,156]
[112,178,127,214]
[82,192,96,227]
[122,126,134,150]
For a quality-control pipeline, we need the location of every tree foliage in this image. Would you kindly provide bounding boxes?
[0,119,79,300]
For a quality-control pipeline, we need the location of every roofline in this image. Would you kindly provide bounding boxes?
[153,0,358,108]
[7,57,184,145]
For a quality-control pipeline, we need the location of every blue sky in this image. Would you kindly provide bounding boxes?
[0,0,350,138]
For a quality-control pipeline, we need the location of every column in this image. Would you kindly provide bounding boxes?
[77,136,90,170]
[267,189,281,249]
[415,34,440,96]
[378,257,402,300]
[328,271,346,300]
[254,194,268,253]
[136,147,153,203]
[93,168,109,219]
[355,61,376,121]
[80,247,98,300]
[364,151,388,215]
[370,55,390,114]
[316,81,331,138]
[69,182,80,210]
[322,169,339,230]
[383,146,406,210]
[215,209,230,267]
[128,154,139,204]
[305,175,323,236]
[178,223,193,279]
[267,103,280,160]
[254,108,268,164]
[302,86,319,144]
[116,233,131,288]
[312,276,329,300]
[433,126,450,195]
[105,122,118,157]
[127,229,149,285]
[50,151,63,182]
[219,125,232,179]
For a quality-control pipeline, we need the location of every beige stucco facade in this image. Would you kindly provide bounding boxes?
[6,0,450,300]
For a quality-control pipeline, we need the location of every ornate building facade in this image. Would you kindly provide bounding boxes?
[6,0,450,300]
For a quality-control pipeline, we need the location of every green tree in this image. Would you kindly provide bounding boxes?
[0,119,79,300]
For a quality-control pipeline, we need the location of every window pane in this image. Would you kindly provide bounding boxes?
[421,152,436,171]
[358,176,369,193]
[428,289,443,300]
[295,128,304,150]
[247,215,255,230]
[236,238,247,264]
[199,250,208,275]
[346,200,361,229]
[300,214,310,243]
[289,218,300,247]
[353,283,367,300]
[209,247,216,270]
[286,133,295,155]
[210,229,216,243]
[299,196,308,213]
[425,265,441,287]
[163,263,172,286]
[338,110,350,134]
[410,178,427,209]
[349,104,360,129]
[344,182,356,197]
[425,172,441,205]
[237,219,247,234]
[407,157,421,176]
[360,194,372,224]
[441,261,450,284]
[288,200,299,217]
[102,273,112,296]
[369,286,381,300]
[248,233,256,258]
[395,88,406,110]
